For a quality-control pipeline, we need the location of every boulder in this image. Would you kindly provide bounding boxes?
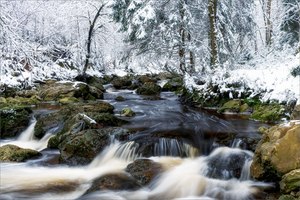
[137,75,156,84]
[38,81,103,101]
[280,169,300,194]
[84,173,141,194]
[121,107,136,117]
[136,82,161,96]
[111,76,132,89]
[125,159,163,185]
[58,128,130,165]
[0,106,32,138]
[0,144,41,162]
[291,105,300,120]
[250,121,300,182]
[162,77,183,92]
[250,104,285,123]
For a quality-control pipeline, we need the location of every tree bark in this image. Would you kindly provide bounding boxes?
[208,0,218,68]
[179,0,186,74]
[265,0,272,46]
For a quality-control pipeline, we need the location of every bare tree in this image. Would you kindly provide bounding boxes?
[208,0,218,67]
[82,3,106,76]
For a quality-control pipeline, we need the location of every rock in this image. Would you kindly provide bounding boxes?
[74,75,105,91]
[162,77,183,92]
[0,144,41,162]
[91,113,128,127]
[250,104,285,123]
[58,97,79,104]
[115,96,125,101]
[136,82,161,96]
[218,100,242,113]
[206,147,253,180]
[137,75,156,84]
[278,195,298,200]
[0,106,32,138]
[84,173,141,194]
[38,81,103,101]
[58,128,130,165]
[36,101,114,139]
[125,159,163,185]
[291,105,300,120]
[250,122,300,182]
[280,169,300,194]
[121,107,135,117]
[111,76,132,89]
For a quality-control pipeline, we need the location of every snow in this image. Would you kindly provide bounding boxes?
[185,50,300,105]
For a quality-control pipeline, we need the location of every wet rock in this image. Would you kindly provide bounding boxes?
[206,147,253,180]
[137,74,156,84]
[58,97,79,104]
[0,106,32,138]
[111,76,132,89]
[136,82,161,96]
[91,113,128,127]
[218,100,250,113]
[38,81,103,101]
[250,121,300,182]
[278,194,298,200]
[58,128,130,165]
[280,169,300,194]
[115,96,125,101]
[291,105,300,120]
[162,76,183,92]
[125,159,163,185]
[74,74,105,91]
[121,107,136,117]
[84,173,141,194]
[0,144,41,162]
[36,102,114,139]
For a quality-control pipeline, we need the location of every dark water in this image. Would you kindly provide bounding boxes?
[0,87,272,200]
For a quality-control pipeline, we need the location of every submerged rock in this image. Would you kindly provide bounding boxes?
[0,144,41,162]
[84,173,141,195]
[251,121,300,182]
[0,106,32,138]
[125,159,163,185]
[121,107,136,117]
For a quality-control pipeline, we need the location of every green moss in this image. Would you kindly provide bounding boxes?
[0,144,41,162]
[251,104,285,123]
[58,97,79,104]
[121,107,136,117]
[218,100,242,113]
[278,195,297,200]
[136,82,161,95]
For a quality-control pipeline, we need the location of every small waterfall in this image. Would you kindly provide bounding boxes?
[154,138,199,157]
[17,117,37,141]
[231,138,242,148]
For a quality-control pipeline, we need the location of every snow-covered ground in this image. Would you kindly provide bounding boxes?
[0,49,299,106]
[184,50,300,105]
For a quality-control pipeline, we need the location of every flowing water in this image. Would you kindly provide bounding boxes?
[0,87,272,200]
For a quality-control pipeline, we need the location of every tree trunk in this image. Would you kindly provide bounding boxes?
[265,0,272,46]
[208,0,218,68]
[187,32,195,73]
[179,0,186,74]
[82,4,105,76]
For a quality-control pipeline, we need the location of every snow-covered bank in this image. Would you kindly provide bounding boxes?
[184,51,300,105]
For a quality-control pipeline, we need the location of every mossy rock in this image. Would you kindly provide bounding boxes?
[115,96,125,101]
[136,82,161,96]
[162,77,183,92]
[0,144,41,162]
[280,169,300,194]
[90,113,128,127]
[111,76,133,89]
[137,75,156,84]
[251,104,285,123]
[58,97,79,104]
[58,128,130,165]
[278,195,298,200]
[74,75,105,91]
[125,159,163,186]
[0,106,32,138]
[84,173,141,195]
[218,100,242,113]
[121,107,136,117]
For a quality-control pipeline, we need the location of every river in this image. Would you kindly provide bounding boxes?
[0,86,272,200]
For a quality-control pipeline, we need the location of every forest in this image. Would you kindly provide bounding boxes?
[0,0,300,200]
